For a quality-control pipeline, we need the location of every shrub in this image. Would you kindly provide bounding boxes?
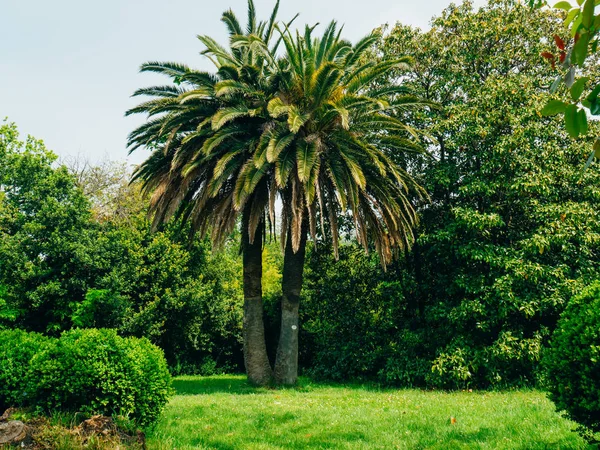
[378,330,431,387]
[543,282,600,439]
[72,289,130,329]
[0,329,50,409]
[429,344,476,389]
[28,328,172,426]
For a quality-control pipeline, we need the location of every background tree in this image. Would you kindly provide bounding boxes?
[63,155,144,221]
[0,120,247,373]
[295,0,600,388]
[0,121,95,333]
[376,0,600,387]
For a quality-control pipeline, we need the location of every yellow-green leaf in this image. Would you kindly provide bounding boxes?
[267,98,289,118]
[554,0,572,9]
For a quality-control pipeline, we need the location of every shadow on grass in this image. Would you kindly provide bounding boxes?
[172,376,261,395]
[190,430,369,450]
[186,416,369,450]
[172,375,430,397]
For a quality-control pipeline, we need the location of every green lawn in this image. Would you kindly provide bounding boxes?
[147,375,589,450]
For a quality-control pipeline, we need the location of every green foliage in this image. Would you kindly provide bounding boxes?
[28,328,172,426]
[534,0,600,158]
[0,121,245,373]
[0,329,50,409]
[0,284,15,325]
[108,228,244,372]
[0,120,95,333]
[365,0,600,388]
[300,245,426,384]
[378,330,432,387]
[543,282,600,439]
[72,289,130,329]
[1,328,172,426]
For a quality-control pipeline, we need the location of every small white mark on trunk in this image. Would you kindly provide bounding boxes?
[292,325,297,330]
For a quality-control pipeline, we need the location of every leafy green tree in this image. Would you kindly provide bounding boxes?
[0,121,96,332]
[371,0,600,387]
[120,231,245,374]
[0,121,245,371]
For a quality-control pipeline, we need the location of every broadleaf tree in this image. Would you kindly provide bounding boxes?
[531,0,600,165]
[369,0,600,387]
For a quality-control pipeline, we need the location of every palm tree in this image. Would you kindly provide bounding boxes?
[249,22,430,385]
[127,0,296,386]
[128,1,428,387]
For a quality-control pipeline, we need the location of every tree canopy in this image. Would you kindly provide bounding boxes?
[297,0,600,388]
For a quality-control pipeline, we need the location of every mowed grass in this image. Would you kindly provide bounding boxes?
[147,375,589,450]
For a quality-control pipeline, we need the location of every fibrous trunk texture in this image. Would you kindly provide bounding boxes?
[274,222,308,385]
[242,211,272,386]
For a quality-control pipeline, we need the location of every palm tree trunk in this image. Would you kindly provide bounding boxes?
[242,210,272,386]
[274,221,308,385]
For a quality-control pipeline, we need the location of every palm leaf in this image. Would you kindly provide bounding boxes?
[267,97,289,118]
[287,106,310,133]
[297,140,318,183]
[267,131,295,162]
[222,9,243,36]
[275,146,296,187]
[211,105,250,130]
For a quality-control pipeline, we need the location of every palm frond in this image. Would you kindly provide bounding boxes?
[211,105,250,130]
[222,8,243,36]
[139,61,191,77]
[247,0,257,34]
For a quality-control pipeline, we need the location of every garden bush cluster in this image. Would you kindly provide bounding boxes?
[0,328,172,426]
[544,282,600,438]
[297,245,547,389]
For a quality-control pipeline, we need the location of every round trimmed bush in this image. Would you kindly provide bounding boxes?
[28,328,172,426]
[0,329,50,410]
[543,282,600,438]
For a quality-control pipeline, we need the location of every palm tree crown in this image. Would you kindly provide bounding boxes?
[251,21,429,265]
[127,0,294,246]
[128,8,427,265]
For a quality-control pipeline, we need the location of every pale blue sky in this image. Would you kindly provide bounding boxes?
[1,0,484,165]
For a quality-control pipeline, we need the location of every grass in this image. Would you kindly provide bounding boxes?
[146,375,590,450]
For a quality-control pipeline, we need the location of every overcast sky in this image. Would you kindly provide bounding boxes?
[1,0,485,166]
